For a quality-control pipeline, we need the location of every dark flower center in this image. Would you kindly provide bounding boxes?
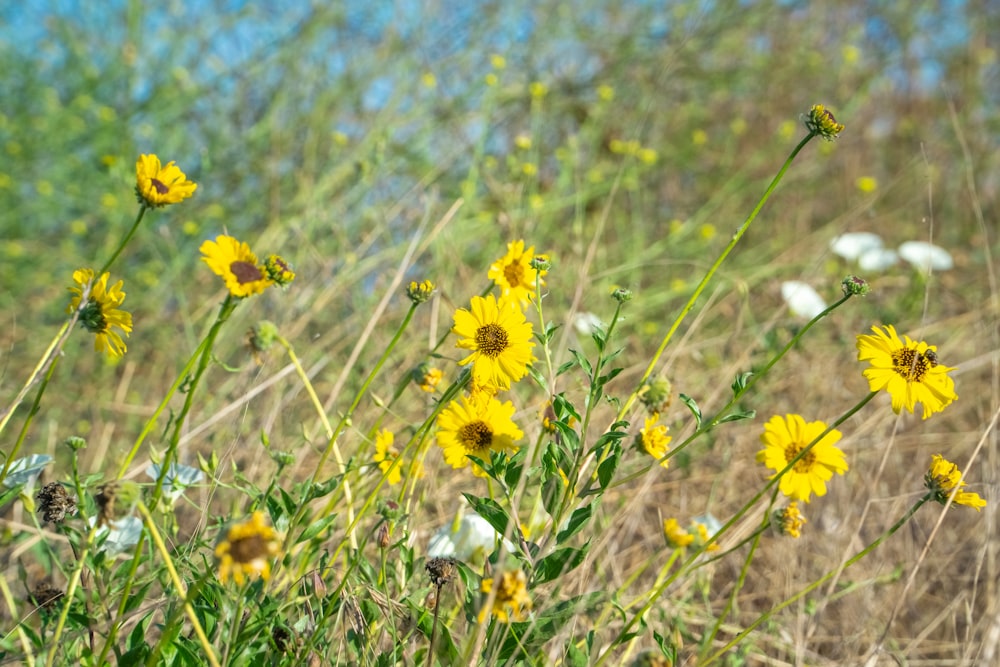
[891,348,933,381]
[230,261,264,285]
[475,323,509,357]
[151,177,170,194]
[504,261,525,288]
[458,420,493,451]
[229,535,268,563]
[786,445,816,472]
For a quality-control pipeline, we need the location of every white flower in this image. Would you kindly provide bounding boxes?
[145,462,204,504]
[572,312,605,336]
[898,241,953,272]
[427,513,515,564]
[830,232,884,261]
[780,281,827,319]
[90,515,143,554]
[858,247,898,271]
[2,455,53,489]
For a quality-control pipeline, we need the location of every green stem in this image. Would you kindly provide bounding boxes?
[617,131,817,421]
[98,204,148,277]
[702,495,931,664]
[282,304,418,557]
[0,355,59,487]
[597,391,877,665]
[99,296,236,665]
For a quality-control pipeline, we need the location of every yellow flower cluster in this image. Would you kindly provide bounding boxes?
[436,240,542,477]
[200,235,294,298]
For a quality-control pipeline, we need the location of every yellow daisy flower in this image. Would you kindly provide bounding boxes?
[925,454,987,511]
[478,569,531,623]
[214,511,282,585]
[663,518,694,548]
[373,429,423,485]
[134,154,197,207]
[487,240,546,304]
[436,393,523,477]
[453,294,534,391]
[772,502,807,538]
[67,268,133,358]
[856,324,957,419]
[414,366,443,393]
[200,235,273,298]
[756,414,848,503]
[639,414,672,468]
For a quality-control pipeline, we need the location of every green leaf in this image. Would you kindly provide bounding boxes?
[569,349,593,376]
[541,475,563,518]
[716,409,756,424]
[296,513,339,543]
[597,448,621,491]
[533,544,590,585]
[556,505,593,544]
[679,393,702,428]
[462,494,511,537]
[731,371,754,395]
[565,643,589,667]
[556,360,577,376]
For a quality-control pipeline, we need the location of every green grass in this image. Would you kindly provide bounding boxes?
[1,2,997,665]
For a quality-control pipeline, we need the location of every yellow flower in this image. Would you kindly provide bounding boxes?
[487,240,546,304]
[804,104,845,141]
[373,429,423,485]
[67,269,133,358]
[453,294,534,390]
[924,454,987,511]
[436,394,522,477]
[263,255,295,287]
[406,279,436,304]
[856,324,957,419]
[214,511,281,585]
[756,414,848,503]
[639,414,672,468]
[690,521,720,552]
[414,366,443,393]
[200,235,273,298]
[663,518,694,548]
[772,502,807,538]
[134,154,197,207]
[479,569,531,623]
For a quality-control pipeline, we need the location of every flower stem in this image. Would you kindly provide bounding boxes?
[98,204,148,276]
[617,131,817,421]
[597,390,877,664]
[0,354,60,487]
[702,495,931,664]
[136,501,221,667]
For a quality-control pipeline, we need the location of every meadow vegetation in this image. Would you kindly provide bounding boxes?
[1,2,997,665]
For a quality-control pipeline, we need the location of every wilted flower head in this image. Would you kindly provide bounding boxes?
[135,154,197,207]
[638,378,673,414]
[36,483,78,524]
